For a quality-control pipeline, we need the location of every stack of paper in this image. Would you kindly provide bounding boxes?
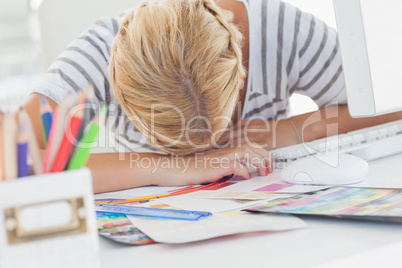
[128,211,307,243]
[95,172,325,244]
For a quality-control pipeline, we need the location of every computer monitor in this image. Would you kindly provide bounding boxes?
[333,0,402,118]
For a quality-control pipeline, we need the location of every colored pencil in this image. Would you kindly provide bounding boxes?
[77,86,94,142]
[0,111,4,180]
[73,90,89,141]
[68,105,107,170]
[17,122,28,178]
[75,91,87,107]
[40,96,53,145]
[67,88,94,165]
[43,95,73,173]
[19,107,43,175]
[50,107,84,173]
[2,115,17,180]
[106,194,171,204]
[63,92,87,167]
[106,178,231,204]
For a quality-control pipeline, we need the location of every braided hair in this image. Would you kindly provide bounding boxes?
[109,0,246,155]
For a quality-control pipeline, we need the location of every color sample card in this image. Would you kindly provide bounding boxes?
[95,175,327,205]
[245,187,402,223]
[128,211,307,243]
[254,183,291,192]
[97,212,155,245]
[160,196,272,213]
[187,178,328,200]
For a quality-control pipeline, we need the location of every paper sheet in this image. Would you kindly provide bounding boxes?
[128,211,307,243]
[160,195,292,213]
[94,173,325,204]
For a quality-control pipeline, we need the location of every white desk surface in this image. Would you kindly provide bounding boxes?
[99,154,402,268]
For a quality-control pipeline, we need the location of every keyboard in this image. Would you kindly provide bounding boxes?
[271,119,402,168]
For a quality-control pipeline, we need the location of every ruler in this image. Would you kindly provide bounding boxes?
[94,204,212,221]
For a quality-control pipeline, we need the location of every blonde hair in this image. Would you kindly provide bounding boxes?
[109,0,246,155]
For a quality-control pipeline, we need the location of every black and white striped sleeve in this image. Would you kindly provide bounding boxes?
[289,9,347,107]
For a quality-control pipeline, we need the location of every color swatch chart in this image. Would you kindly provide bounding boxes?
[95,176,328,204]
[246,187,402,223]
[186,177,328,200]
[97,211,154,245]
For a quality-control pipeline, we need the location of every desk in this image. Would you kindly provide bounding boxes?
[99,154,402,268]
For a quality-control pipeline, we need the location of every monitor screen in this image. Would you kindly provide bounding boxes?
[333,0,402,117]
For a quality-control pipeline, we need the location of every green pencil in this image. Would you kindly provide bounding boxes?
[67,105,107,170]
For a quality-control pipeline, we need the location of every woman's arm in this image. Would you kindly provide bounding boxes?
[23,93,271,193]
[95,104,402,193]
[291,104,402,143]
[223,104,402,150]
[87,146,270,193]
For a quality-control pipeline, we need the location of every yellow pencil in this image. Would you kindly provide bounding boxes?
[108,193,171,204]
[2,115,17,180]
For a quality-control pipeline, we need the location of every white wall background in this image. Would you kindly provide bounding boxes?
[282,0,336,29]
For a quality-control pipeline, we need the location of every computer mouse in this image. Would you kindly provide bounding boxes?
[281,153,369,185]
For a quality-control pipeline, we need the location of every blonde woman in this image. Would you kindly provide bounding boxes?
[24,0,402,193]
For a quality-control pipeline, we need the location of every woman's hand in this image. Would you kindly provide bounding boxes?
[218,119,300,151]
[154,143,272,186]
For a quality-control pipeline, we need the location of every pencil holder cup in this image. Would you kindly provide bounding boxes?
[0,168,100,268]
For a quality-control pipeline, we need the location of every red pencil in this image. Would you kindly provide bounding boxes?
[50,108,84,173]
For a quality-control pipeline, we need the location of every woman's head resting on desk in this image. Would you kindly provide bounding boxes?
[109,0,246,156]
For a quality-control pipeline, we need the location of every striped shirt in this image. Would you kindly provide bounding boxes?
[33,0,346,154]
[240,0,346,121]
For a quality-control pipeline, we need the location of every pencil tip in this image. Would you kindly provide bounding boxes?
[60,93,73,107]
[85,85,94,100]
[40,96,48,105]
[76,91,86,103]
[19,121,26,132]
[100,105,108,116]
